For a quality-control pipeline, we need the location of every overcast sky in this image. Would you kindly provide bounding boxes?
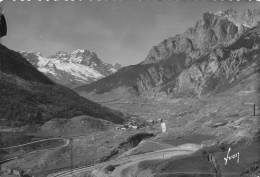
[2,0,260,65]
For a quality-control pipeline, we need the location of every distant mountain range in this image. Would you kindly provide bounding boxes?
[76,9,260,100]
[20,49,121,88]
[0,45,125,126]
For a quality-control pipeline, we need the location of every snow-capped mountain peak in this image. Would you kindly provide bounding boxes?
[71,49,85,54]
[21,50,121,88]
[70,49,94,64]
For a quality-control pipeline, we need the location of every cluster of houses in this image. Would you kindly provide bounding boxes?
[115,118,165,132]
[116,119,146,131]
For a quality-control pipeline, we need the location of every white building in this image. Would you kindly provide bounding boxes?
[161,122,166,133]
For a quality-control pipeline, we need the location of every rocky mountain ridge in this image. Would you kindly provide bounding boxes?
[20,49,121,88]
[143,9,260,65]
[76,9,260,99]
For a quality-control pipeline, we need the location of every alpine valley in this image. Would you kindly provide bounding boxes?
[1,8,260,177]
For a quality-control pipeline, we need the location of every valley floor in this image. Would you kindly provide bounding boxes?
[1,73,259,177]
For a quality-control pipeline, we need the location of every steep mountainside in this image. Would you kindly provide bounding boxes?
[0,44,125,126]
[76,9,260,99]
[20,49,121,88]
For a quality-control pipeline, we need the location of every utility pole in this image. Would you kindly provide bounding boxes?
[208,153,221,177]
[253,104,256,116]
[70,138,74,177]
[244,103,258,116]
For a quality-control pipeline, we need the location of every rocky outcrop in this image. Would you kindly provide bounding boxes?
[171,25,260,96]
[215,9,260,28]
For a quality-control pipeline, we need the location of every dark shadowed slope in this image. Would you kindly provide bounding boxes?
[0,44,126,126]
[0,44,53,85]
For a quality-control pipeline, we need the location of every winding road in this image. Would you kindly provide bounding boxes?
[47,143,202,177]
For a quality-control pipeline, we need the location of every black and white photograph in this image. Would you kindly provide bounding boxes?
[0,0,260,176]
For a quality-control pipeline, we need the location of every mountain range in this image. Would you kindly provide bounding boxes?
[1,8,260,177]
[20,49,121,88]
[1,8,259,128]
[75,9,260,100]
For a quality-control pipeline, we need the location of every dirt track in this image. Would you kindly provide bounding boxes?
[0,138,69,150]
[0,138,69,164]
